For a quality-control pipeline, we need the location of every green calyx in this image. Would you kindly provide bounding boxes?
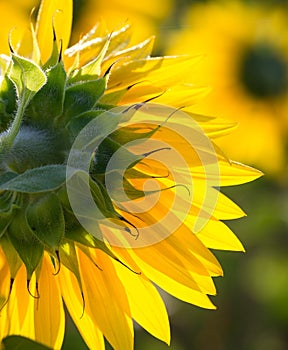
[0,37,141,294]
[0,25,169,302]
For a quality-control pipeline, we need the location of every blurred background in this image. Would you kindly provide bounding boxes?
[3,0,288,349]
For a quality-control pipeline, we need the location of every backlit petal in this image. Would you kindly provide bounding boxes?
[34,255,65,350]
[112,258,170,344]
[59,267,105,350]
[78,249,134,350]
[36,0,72,63]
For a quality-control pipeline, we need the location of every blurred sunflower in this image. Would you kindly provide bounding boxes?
[0,0,38,55]
[0,0,261,349]
[166,0,288,177]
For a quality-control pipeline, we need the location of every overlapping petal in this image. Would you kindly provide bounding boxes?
[0,1,263,350]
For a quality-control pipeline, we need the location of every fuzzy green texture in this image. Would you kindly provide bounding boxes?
[0,42,140,297]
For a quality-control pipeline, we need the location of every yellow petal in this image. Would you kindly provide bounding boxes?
[197,218,245,251]
[171,224,223,277]
[119,247,216,309]
[102,36,155,72]
[36,0,72,63]
[108,55,203,90]
[66,23,133,67]
[0,250,11,311]
[189,273,216,295]
[155,84,209,107]
[0,251,10,339]
[190,158,263,188]
[78,249,134,350]
[199,119,238,139]
[212,190,246,220]
[121,83,209,106]
[130,236,213,292]
[59,267,105,350]
[34,255,65,350]
[112,258,170,344]
[219,160,264,186]
[190,188,246,220]
[3,265,35,340]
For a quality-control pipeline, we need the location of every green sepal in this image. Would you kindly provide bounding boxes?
[0,191,18,237]
[0,234,22,278]
[90,120,159,175]
[120,168,180,200]
[65,171,111,221]
[89,178,140,235]
[84,236,121,262]
[91,136,143,175]
[57,185,72,213]
[89,177,120,220]
[0,190,17,213]
[65,171,125,236]
[65,228,101,248]
[104,167,164,202]
[62,78,106,120]
[26,62,66,124]
[26,193,65,249]
[0,165,67,193]
[125,167,156,180]
[63,209,130,267]
[8,53,47,108]
[7,209,44,279]
[63,210,128,278]
[112,123,159,144]
[0,76,17,131]
[98,86,129,105]
[66,110,105,138]
[2,335,52,350]
[69,108,127,153]
[0,214,12,237]
[64,209,104,246]
[59,240,80,275]
[43,31,61,70]
[107,173,146,201]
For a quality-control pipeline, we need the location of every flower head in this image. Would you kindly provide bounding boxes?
[166,0,288,177]
[0,0,262,349]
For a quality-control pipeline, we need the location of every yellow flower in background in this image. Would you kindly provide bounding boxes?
[166,0,288,177]
[0,0,262,349]
[0,0,38,55]
[1,0,173,53]
[71,0,173,45]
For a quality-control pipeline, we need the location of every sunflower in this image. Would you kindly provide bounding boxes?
[166,0,288,177]
[0,0,261,349]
